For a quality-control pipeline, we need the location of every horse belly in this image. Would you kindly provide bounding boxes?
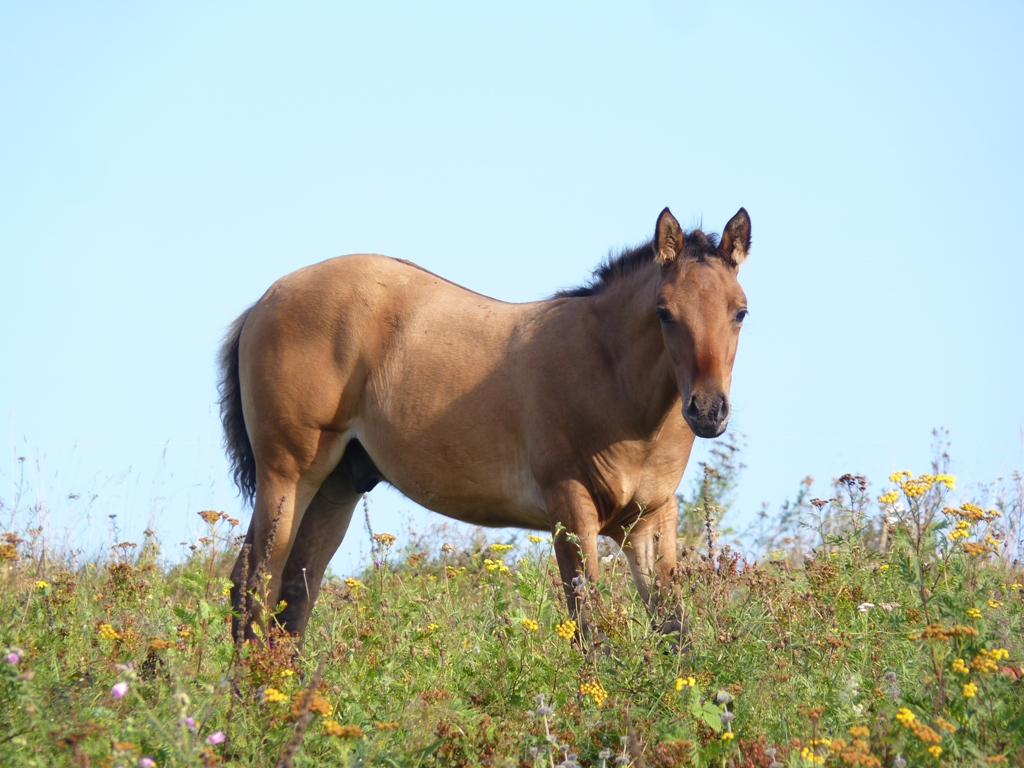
[357,426,550,530]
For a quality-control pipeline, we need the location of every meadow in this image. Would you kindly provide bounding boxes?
[1,439,1021,767]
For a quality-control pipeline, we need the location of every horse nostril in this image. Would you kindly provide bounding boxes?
[716,395,729,422]
[685,395,699,420]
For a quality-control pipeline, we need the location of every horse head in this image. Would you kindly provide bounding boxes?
[652,207,750,439]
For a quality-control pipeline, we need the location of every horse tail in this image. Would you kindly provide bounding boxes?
[217,304,257,505]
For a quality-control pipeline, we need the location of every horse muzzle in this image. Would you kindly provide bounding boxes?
[683,390,730,438]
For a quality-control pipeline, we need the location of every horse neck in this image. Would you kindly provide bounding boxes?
[587,267,681,433]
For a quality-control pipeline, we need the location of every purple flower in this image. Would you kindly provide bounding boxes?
[207,731,226,745]
[111,681,128,699]
[139,759,156,768]
[6,651,20,664]
[180,716,197,732]
[373,559,383,570]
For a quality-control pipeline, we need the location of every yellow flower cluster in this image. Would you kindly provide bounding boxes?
[521,618,539,631]
[895,707,941,744]
[935,718,957,734]
[721,731,735,742]
[526,535,549,544]
[951,658,970,675]
[971,648,1009,673]
[800,745,825,764]
[322,720,363,738]
[97,623,121,641]
[675,676,697,691]
[895,708,916,726]
[425,623,440,632]
[964,541,996,557]
[483,558,510,574]
[554,620,577,640]
[928,746,943,758]
[262,687,288,704]
[344,578,363,590]
[372,533,397,546]
[833,729,881,768]
[292,693,334,717]
[198,510,222,524]
[35,580,49,590]
[489,543,513,553]
[877,490,900,505]
[445,565,466,577]
[948,519,972,541]
[963,681,978,698]
[949,502,1000,523]
[966,608,983,619]
[579,679,608,706]
[907,623,978,641]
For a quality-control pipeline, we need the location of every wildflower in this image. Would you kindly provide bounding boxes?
[579,679,608,706]
[849,726,869,738]
[951,658,969,674]
[139,758,156,768]
[894,756,907,768]
[6,650,20,664]
[445,565,466,577]
[675,676,696,690]
[988,600,1002,609]
[262,687,288,704]
[720,710,735,724]
[554,620,577,640]
[895,707,916,726]
[324,720,364,738]
[800,746,824,764]
[877,490,899,505]
[1011,583,1022,590]
[206,731,225,745]
[928,746,942,758]
[879,564,890,570]
[198,510,221,524]
[935,718,957,734]
[483,558,510,574]
[111,682,129,699]
[521,618,539,631]
[857,602,875,613]
[963,681,978,698]
[180,716,197,732]
[35,580,48,589]
[98,624,122,641]
[966,607,983,619]
[489,543,514,553]
[721,731,735,741]
[425,623,440,632]
[715,690,732,704]
[527,534,549,543]
[372,532,396,546]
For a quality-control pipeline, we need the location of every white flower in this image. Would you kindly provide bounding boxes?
[857,602,875,613]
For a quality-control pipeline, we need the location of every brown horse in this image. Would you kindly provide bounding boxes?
[220,207,751,637]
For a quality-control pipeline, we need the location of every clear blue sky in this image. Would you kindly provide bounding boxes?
[2,2,1022,573]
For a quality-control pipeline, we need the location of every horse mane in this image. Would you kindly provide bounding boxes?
[555,228,722,299]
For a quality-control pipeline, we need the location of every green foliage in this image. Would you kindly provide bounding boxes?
[0,461,1022,767]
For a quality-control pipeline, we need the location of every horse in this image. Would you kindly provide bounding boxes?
[219,206,751,639]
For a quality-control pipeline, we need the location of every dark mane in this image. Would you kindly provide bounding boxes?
[555,228,722,298]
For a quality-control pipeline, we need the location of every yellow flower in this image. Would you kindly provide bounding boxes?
[345,578,363,590]
[721,731,734,741]
[489,543,513,553]
[445,565,466,577]
[848,726,870,739]
[966,607,983,619]
[579,679,608,706]
[889,470,912,483]
[928,746,942,758]
[554,620,577,640]
[877,490,899,505]
[35,580,49,589]
[527,535,549,544]
[988,599,1003,609]
[674,676,696,690]
[262,687,288,704]
[800,746,824,764]
[879,564,890,571]
[963,681,978,698]
[372,533,396,546]
[951,658,969,675]
[322,720,363,738]
[895,707,917,726]
[425,623,440,632]
[521,618,539,632]
[483,558,510,574]
[97,623,121,641]
[1011,583,1022,590]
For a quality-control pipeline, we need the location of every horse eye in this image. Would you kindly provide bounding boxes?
[655,308,674,325]
[735,309,748,323]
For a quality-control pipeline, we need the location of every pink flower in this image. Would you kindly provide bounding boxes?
[207,731,226,745]
[111,681,128,699]
[179,716,197,732]
[138,759,156,768]
[6,651,20,664]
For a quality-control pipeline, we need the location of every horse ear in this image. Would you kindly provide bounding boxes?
[654,207,684,265]
[719,208,751,267]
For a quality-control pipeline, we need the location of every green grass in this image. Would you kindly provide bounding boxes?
[1,466,1022,767]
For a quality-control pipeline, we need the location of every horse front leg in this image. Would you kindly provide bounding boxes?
[616,500,686,639]
[543,480,601,627]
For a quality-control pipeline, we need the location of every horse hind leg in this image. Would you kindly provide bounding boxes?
[276,439,385,635]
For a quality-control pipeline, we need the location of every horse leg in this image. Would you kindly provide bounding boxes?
[275,458,368,636]
[616,501,686,637]
[230,437,339,641]
[544,481,601,624]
